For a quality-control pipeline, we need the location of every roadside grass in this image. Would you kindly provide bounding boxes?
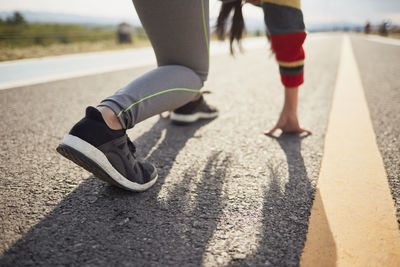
[0,21,150,61]
[389,33,400,39]
[0,38,151,61]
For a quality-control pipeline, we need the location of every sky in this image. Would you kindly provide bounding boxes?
[0,0,399,26]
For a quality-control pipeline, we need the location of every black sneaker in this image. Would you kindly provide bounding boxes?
[170,93,218,124]
[56,107,157,192]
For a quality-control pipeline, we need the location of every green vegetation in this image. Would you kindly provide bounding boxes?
[0,12,115,47]
[0,12,150,61]
[0,12,147,48]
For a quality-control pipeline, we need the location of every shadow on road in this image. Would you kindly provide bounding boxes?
[0,117,231,266]
[0,123,336,266]
[236,133,337,266]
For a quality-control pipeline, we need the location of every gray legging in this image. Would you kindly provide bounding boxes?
[100,0,210,129]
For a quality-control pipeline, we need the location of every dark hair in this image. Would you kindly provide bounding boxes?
[216,0,245,55]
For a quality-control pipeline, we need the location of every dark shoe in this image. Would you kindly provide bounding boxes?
[170,93,218,124]
[56,107,157,191]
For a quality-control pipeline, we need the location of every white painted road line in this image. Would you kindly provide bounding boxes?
[300,36,400,266]
[363,35,400,46]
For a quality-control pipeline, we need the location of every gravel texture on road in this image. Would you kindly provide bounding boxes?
[0,35,341,266]
[351,36,400,225]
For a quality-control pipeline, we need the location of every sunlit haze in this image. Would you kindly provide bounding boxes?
[0,0,399,26]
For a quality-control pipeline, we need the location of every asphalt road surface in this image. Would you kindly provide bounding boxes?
[0,34,398,266]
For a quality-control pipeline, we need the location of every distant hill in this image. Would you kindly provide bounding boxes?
[306,21,364,32]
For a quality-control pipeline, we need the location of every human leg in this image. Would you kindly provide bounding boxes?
[57,0,211,191]
[100,0,211,129]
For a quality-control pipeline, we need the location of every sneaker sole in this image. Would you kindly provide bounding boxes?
[56,134,157,192]
[170,111,218,124]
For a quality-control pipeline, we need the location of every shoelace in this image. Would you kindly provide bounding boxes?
[126,136,137,158]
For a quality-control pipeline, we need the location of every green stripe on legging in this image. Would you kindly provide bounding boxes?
[117,88,201,118]
[201,0,209,55]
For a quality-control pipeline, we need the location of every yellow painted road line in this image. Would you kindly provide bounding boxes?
[300,36,400,266]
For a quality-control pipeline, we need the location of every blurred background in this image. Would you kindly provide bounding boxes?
[0,0,399,61]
